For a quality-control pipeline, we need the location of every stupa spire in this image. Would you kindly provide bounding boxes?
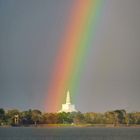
[66,90,71,104]
[58,90,77,113]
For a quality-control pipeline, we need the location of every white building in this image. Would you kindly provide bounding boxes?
[59,91,77,113]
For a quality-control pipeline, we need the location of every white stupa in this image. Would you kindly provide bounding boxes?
[59,91,77,113]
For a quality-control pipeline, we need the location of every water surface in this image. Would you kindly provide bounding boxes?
[0,127,140,140]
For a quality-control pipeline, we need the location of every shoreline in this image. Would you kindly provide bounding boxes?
[1,124,140,128]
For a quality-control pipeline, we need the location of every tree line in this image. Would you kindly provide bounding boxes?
[0,108,140,126]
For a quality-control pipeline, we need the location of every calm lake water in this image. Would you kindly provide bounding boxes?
[0,127,140,140]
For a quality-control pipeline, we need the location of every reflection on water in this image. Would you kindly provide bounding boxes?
[0,127,140,140]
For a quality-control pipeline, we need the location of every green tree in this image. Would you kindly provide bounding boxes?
[114,110,126,124]
[104,111,116,124]
[6,109,20,125]
[73,112,85,124]
[21,109,33,125]
[84,113,95,124]
[43,113,59,124]
[129,112,140,124]
[0,108,5,125]
[31,110,42,125]
[57,112,73,124]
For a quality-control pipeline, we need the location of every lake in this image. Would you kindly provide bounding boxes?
[0,127,140,140]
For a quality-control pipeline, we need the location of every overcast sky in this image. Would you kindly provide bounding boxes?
[0,0,140,112]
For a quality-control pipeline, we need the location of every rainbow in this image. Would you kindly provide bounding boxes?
[46,0,104,112]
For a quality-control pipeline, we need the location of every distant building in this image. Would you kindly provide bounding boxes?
[59,91,77,113]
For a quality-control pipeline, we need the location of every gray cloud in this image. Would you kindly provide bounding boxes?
[0,0,140,112]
